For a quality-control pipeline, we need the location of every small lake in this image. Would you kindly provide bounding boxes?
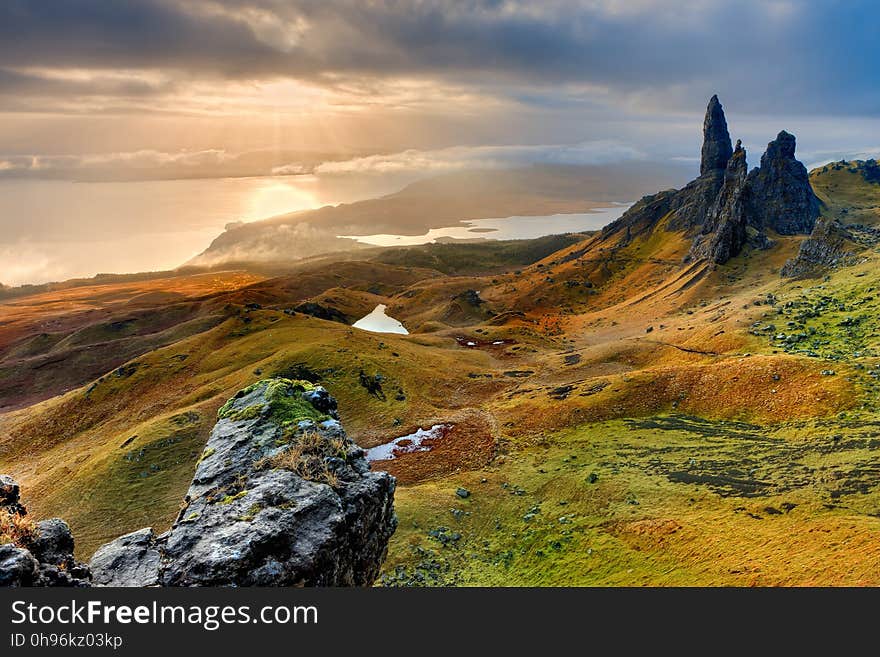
[339,203,632,247]
[352,304,409,334]
[365,424,450,462]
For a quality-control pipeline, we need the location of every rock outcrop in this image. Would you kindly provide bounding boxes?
[90,378,396,586]
[0,475,91,587]
[665,96,733,233]
[746,130,820,235]
[700,94,734,175]
[780,218,859,278]
[605,96,819,265]
[689,141,749,263]
[0,475,25,516]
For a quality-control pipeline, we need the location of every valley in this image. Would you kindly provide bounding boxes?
[3,99,880,585]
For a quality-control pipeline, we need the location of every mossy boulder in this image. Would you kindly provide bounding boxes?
[90,378,396,586]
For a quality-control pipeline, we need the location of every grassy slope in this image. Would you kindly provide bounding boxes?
[0,310,500,555]
[383,229,880,586]
[810,160,880,225]
[2,183,880,583]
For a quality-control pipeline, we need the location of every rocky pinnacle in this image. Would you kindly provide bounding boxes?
[700,95,734,176]
[746,130,819,235]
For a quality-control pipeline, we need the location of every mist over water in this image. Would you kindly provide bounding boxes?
[0,173,632,287]
[0,176,376,286]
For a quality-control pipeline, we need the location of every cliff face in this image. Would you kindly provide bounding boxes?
[689,141,750,263]
[606,96,819,265]
[664,95,732,234]
[2,379,397,587]
[747,130,820,235]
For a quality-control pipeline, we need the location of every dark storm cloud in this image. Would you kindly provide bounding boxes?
[0,0,879,116]
[0,0,274,71]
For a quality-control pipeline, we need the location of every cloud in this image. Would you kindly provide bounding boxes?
[0,1,879,179]
[1,140,645,181]
[0,1,879,117]
[0,149,238,179]
[802,147,880,171]
[188,221,361,267]
[270,162,308,175]
[309,142,645,176]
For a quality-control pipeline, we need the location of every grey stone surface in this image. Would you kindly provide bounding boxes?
[700,94,734,175]
[90,379,396,587]
[746,130,820,235]
[89,528,162,587]
[781,218,858,278]
[0,474,25,516]
[0,478,91,587]
[0,545,39,587]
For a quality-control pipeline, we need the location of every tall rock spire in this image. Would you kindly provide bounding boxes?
[700,95,733,175]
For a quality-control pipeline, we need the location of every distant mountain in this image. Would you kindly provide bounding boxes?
[186,163,690,267]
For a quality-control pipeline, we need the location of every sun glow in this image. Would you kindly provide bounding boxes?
[243,178,320,220]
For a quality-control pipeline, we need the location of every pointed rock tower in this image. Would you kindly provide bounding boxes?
[600,95,820,266]
[665,96,734,233]
[700,95,734,175]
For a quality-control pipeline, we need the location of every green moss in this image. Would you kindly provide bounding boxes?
[219,490,248,505]
[263,379,328,427]
[227,403,265,422]
[217,378,328,428]
[237,503,263,522]
[198,447,215,463]
[382,414,880,586]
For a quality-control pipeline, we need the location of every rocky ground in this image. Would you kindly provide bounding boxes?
[2,381,396,586]
[0,475,90,586]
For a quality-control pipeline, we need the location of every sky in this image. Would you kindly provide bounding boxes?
[1,0,880,182]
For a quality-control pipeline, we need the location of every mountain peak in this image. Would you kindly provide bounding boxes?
[749,129,818,234]
[701,95,734,175]
[763,129,797,162]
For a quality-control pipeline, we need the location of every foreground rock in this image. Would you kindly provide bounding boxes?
[0,475,91,587]
[90,378,396,586]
